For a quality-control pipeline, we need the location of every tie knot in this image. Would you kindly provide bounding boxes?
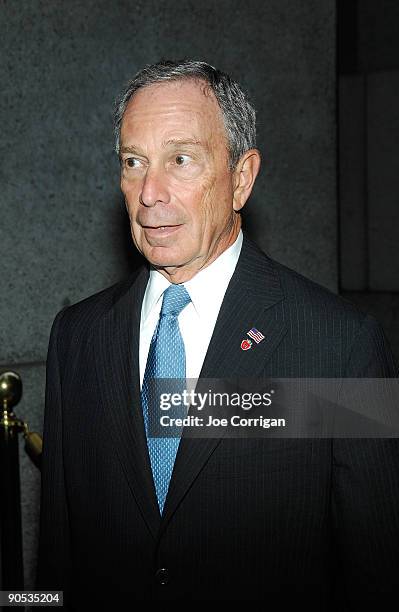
[160,284,191,318]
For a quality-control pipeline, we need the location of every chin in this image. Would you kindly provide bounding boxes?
[145,247,185,269]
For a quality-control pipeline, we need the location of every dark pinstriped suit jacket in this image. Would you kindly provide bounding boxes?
[37,233,399,609]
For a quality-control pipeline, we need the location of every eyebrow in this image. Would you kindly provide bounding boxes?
[163,138,203,147]
[119,138,205,155]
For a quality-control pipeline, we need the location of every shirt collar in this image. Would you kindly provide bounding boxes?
[141,229,243,323]
[141,268,170,324]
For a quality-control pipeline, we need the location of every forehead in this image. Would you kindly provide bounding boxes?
[120,79,226,145]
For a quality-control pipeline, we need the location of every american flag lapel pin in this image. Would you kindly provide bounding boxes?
[247,327,265,344]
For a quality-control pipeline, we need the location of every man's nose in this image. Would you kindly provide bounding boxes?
[139,164,170,207]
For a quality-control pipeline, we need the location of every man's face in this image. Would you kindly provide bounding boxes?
[119,79,239,280]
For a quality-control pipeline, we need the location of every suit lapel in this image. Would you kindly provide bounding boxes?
[160,234,289,531]
[93,264,162,540]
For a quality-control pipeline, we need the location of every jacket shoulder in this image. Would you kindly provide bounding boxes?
[49,265,147,346]
[241,235,396,374]
[271,255,365,323]
[242,234,372,327]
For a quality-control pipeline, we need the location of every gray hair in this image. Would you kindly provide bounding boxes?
[113,59,257,170]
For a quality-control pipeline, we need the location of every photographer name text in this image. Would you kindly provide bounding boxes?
[159,415,286,429]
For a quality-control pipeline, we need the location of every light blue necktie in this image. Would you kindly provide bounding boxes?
[141,283,191,514]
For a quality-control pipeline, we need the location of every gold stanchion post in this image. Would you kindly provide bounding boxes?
[0,371,24,590]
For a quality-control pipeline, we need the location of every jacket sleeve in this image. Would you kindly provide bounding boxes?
[35,306,72,601]
[332,314,399,604]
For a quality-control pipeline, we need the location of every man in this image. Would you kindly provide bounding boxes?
[37,60,399,608]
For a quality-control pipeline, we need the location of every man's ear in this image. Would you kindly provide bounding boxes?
[232,149,261,212]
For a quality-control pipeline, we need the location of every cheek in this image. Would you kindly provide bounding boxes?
[170,181,208,222]
[200,177,231,223]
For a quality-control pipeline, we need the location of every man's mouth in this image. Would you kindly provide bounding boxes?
[143,225,179,229]
[142,224,183,237]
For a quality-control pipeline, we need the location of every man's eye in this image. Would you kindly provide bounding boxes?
[174,155,191,166]
[125,158,141,168]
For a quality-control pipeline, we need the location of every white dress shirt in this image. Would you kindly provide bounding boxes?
[139,230,243,387]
